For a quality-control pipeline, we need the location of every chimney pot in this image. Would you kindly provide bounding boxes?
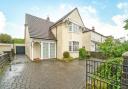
[92,26,95,31]
[46,16,50,21]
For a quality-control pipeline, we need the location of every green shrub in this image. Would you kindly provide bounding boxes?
[99,37,128,58]
[94,57,123,89]
[63,51,70,58]
[79,48,87,60]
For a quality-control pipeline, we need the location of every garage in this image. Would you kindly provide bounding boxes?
[16,46,25,54]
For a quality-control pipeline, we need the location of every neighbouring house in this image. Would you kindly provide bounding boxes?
[25,8,107,60]
[0,43,13,54]
[83,27,107,52]
[117,37,126,43]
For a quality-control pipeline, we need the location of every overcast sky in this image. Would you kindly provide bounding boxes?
[0,0,128,39]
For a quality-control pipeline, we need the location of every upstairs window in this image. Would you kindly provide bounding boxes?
[68,23,79,32]
[69,41,79,52]
[69,23,72,32]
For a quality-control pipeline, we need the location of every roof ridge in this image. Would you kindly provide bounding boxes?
[25,13,54,23]
[83,27,107,37]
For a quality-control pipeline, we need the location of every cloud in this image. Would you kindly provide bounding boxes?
[26,4,128,39]
[0,11,6,32]
[0,11,24,38]
[78,5,128,39]
[117,2,128,13]
[117,2,128,9]
[4,22,24,38]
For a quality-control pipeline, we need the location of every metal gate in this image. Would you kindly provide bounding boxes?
[86,60,122,89]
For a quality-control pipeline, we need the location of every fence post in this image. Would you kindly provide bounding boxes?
[122,52,128,89]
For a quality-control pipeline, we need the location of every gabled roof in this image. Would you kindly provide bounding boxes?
[83,27,107,38]
[50,8,85,28]
[25,14,56,40]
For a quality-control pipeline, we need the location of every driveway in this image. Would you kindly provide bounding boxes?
[0,55,86,89]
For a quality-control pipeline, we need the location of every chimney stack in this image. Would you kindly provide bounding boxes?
[92,26,95,31]
[46,16,50,21]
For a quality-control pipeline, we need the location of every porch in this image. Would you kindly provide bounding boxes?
[31,40,56,60]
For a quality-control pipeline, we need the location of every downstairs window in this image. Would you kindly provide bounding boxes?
[69,41,79,52]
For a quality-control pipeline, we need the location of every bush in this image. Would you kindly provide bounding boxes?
[63,51,70,58]
[63,51,73,62]
[79,48,87,60]
[94,57,123,89]
[99,37,128,58]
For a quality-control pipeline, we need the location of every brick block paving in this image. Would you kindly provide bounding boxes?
[0,55,86,89]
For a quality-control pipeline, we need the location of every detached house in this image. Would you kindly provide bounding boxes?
[25,8,107,60]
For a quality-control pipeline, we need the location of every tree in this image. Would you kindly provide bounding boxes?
[124,19,128,30]
[0,34,12,43]
[13,38,24,44]
[99,37,128,58]
[99,37,114,57]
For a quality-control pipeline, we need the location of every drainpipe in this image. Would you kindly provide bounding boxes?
[56,26,57,59]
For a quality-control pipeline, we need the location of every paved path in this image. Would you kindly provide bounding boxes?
[0,55,86,89]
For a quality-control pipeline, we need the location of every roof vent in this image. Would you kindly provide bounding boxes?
[92,26,95,31]
[46,16,50,21]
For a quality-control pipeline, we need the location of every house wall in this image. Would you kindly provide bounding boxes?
[83,31,107,52]
[65,9,84,27]
[51,9,84,59]
[51,24,63,59]
[90,31,107,51]
[61,23,83,58]
[33,42,41,59]
[91,31,106,43]
[25,26,32,59]
[82,32,91,51]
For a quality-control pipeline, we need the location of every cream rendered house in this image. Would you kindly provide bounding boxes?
[83,27,107,52]
[25,8,107,60]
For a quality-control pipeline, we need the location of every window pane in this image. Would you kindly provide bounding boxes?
[50,43,55,58]
[69,41,72,51]
[69,23,72,32]
[43,43,49,59]
[69,41,79,52]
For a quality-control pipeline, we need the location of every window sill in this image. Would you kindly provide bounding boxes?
[69,51,79,53]
[68,31,80,33]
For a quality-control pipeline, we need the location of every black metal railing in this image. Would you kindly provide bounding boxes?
[86,60,122,89]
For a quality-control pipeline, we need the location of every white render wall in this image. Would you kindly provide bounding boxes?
[0,43,13,53]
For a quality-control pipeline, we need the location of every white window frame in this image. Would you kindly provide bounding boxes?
[41,41,56,59]
[69,41,79,52]
[68,23,79,33]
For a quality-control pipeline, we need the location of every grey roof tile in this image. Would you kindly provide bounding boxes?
[25,14,56,40]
